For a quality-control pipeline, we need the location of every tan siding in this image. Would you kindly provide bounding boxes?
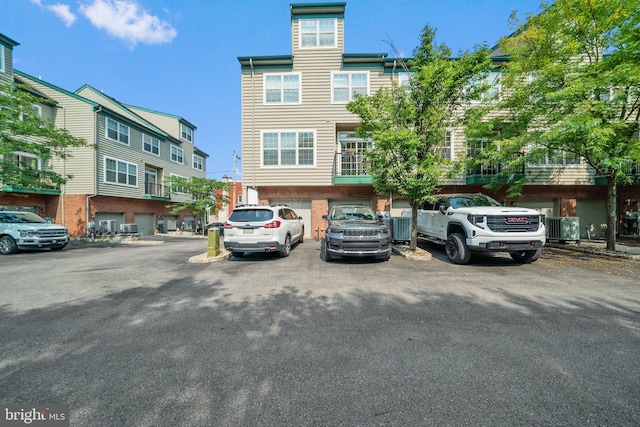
[126,107,180,140]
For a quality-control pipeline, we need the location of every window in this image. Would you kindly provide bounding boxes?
[181,124,193,143]
[0,47,4,73]
[170,174,189,194]
[300,18,336,48]
[193,154,203,171]
[104,157,137,187]
[433,130,454,160]
[142,134,160,156]
[332,72,369,103]
[261,130,315,167]
[536,150,581,166]
[13,152,41,170]
[106,117,129,145]
[338,132,372,176]
[397,72,411,86]
[468,71,501,102]
[170,145,184,164]
[264,73,301,104]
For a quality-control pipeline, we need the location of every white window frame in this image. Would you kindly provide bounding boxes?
[397,72,411,86]
[532,150,582,167]
[299,18,337,49]
[0,46,5,73]
[260,129,316,168]
[180,124,193,143]
[170,145,184,164]
[106,117,130,145]
[434,130,455,160]
[13,151,42,170]
[331,71,370,104]
[467,71,501,103]
[104,156,138,188]
[170,173,189,195]
[192,154,203,171]
[263,72,302,105]
[142,133,160,156]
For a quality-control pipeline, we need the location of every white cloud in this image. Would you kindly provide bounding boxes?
[79,0,177,48]
[47,4,77,27]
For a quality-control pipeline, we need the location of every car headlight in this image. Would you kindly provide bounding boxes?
[467,214,487,228]
[18,229,36,237]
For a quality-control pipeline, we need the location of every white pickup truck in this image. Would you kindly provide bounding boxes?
[0,211,69,254]
[415,193,546,264]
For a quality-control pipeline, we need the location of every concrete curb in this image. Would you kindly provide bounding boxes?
[392,244,433,261]
[546,242,640,260]
[71,236,165,245]
[188,250,231,264]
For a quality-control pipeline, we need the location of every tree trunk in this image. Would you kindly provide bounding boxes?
[606,176,617,251]
[410,202,418,251]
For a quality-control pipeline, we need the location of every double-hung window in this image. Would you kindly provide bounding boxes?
[300,18,336,48]
[193,154,203,171]
[433,130,454,160]
[332,72,368,103]
[170,145,184,164]
[262,130,315,167]
[104,157,137,187]
[170,173,189,194]
[264,73,301,104]
[181,124,193,143]
[467,71,501,102]
[142,134,160,156]
[106,117,129,145]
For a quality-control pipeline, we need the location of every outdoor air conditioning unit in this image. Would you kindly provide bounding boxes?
[120,223,139,234]
[391,217,412,242]
[98,220,117,235]
[546,217,580,243]
[183,219,195,231]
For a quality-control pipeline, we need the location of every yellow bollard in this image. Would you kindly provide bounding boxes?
[207,227,220,258]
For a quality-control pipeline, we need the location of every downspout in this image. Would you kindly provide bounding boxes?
[250,58,255,200]
[86,106,100,235]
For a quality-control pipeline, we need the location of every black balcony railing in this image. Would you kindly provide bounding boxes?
[145,182,168,197]
[2,169,61,191]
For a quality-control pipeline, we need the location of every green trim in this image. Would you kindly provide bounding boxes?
[290,2,345,17]
[2,185,61,195]
[0,33,20,48]
[14,70,99,108]
[595,175,640,185]
[333,175,372,185]
[465,174,524,185]
[194,147,209,158]
[291,13,344,19]
[238,55,294,70]
[143,194,171,201]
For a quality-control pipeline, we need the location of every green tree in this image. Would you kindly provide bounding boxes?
[0,83,89,191]
[467,0,640,251]
[347,25,492,250]
[166,176,228,235]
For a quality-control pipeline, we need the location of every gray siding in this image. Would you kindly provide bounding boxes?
[0,44,13,85]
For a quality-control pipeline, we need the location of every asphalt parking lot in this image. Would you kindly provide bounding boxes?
[1,237,639,426]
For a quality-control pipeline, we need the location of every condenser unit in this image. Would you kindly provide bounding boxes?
[391,217,412,242]
[546,217,580,243]
[98,220,117,235]
[119,223,139,234]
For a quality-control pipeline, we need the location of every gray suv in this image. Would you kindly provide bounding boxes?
[322,205,391,261]
[223,204,304,258]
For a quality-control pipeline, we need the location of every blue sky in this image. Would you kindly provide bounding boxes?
[3,0,543,180]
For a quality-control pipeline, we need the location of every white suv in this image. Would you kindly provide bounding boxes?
[223,205,304,258]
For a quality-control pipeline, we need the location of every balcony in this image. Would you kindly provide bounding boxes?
[333,152,372,185]
[595,162,640,185]
[1,170,61,195]
[144,182,170,200]
[466,156,525,185]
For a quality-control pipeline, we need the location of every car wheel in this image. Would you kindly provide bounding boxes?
[231,251,244,258]
[511,248,541,263]
[446,232,471,264]
[279,235,291,257]
[321,239,335,262]
[0,236,18,255]
[50,245,66,251]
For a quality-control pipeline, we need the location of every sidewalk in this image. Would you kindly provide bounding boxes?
[547,236,640,260]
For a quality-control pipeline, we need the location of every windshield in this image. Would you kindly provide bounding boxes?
[449,195,501,208]
[0,212,48,224]
[229,209,274,222]
[330,206,376,220]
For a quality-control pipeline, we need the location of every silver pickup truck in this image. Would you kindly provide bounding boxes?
[415,194,546,264]
[0,211,69,254]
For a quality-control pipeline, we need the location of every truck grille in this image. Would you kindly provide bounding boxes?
[485,215,540,232]
[343,229,379,237]
[36,229,67,237]
[342,241,385,251]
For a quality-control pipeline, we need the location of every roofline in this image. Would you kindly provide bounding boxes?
[0,33,20,47]
[14,70,99,108]
[290,2,346,17]
[124,103,197,130]
[238,55,294,70]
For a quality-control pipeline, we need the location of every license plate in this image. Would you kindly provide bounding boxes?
[243,229,254,234]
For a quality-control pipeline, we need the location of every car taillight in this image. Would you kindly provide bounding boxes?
[224,222,232,229]
[264,220,281,229]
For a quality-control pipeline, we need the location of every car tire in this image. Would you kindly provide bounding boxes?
[231,251,244,258]
[511,249,541,263]
[279,235,291,257]
[446,232,471,264]
[321,239,333,262]
[0,235,18,255]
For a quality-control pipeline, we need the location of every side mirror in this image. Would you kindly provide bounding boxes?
[298,216,303,221]
[439,205,447,215]
[322,215,328,220]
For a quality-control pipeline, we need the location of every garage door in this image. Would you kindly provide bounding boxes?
[576,199,608,239]
[516,199,558,218]
[270,199,312,238]
[95,212,125,234]
[390,199,411,217]
[134,213,155,236]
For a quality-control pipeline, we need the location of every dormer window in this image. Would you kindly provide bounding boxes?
[300,18,336,48]
[180,123,193,143]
